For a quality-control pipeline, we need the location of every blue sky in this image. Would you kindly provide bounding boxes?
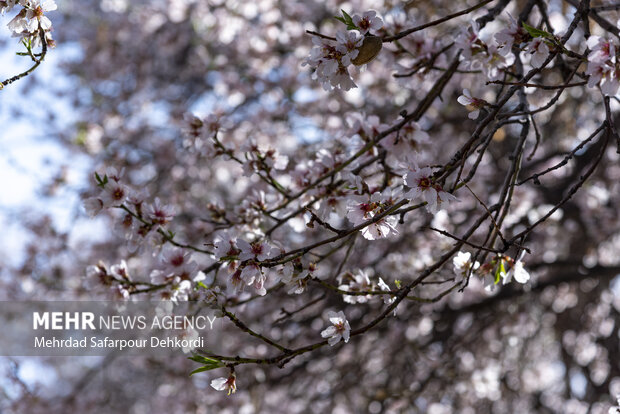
[0,24,95,266]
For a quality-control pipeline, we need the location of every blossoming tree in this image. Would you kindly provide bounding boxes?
[2,0,620,412]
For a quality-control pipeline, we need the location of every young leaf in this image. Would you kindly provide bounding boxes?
[341,9,353,23]
[335,9,359,31]
[522,22,551,39]
[189,364,222,376]
[188,355,220,364]
[494,259,506,285]
[94,172,108,188]
[188,354,223,376]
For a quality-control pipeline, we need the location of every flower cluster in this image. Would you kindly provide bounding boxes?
[303,30,363,91]
[404,165,457,214]
[586,36,619,96]
[304,10,383,90]
[150,246,203,303]
[345,190,399,240]
[213,231,281,297]
[181,112,233,157]
[458,252,531,292]
[4,0,56,47]
[455,20,516,81]
[83,168,177,254]
[494,14,550,68]
[455,15,553,83]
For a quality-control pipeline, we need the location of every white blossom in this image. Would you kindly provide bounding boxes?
[526,38,550,68]
[404,166,457,213]
[457,89,486,120]
[321,310,351,346]
[352,10,383,35]
[210,373,237,395]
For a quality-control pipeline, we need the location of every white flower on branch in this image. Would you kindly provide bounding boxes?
[526,38,550,69]
[458,89,487,120]
[404,165,457,214]
[303,30,362,91]
[321,310,351,346]
[211,373,237,395]
[453,251,480,282]
[351,10,383,35]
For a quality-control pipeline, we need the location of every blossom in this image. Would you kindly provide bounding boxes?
[213,231,240,260]
[7,9,27,33]
[144,197,176,226]
[457,89,487,120]
[378,277,396,306]
[587,36,615,64]
[99,181,128,207]
[526,38,550,68]
[110,284,130,300]
[454,21,482,60]
[159,246,198,281]
[381,121,429,157]
[0,1,17,14]
[321,310,351,346]
[335,30,362,65]
[24,0,57,32]
[338,269,373,304]
[404,166,458,213]
[585,36,620,96]
[110,260,131,281]
[317,193,347,220]
[480,44,514,80]
[83,197,104,217]
[361,215,398,240]
[285,274,308,295]
[227,269,245,294]
[237,238,275,262]
[211,373,237,395]
[494,13,527,56]
[303,30,361,90]
[352,10,383,35]
[453,251,480,282]
[113,212,134,238]
[502,258,531,284]
[586,61,619,96]
[346,194,375,225]
[84,262,112,288]
[240,261,267,296]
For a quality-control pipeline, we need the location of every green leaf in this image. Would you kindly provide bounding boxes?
[394,279,402,289]
[189,364,221,376]
[188,355,223,376]
[335,9,360,31]
[94,172,108,188]
[196,281,208,290]
[522,22,552,39]
[494,259,506,285]
[188,355,219,364]
[341,9,353,23]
